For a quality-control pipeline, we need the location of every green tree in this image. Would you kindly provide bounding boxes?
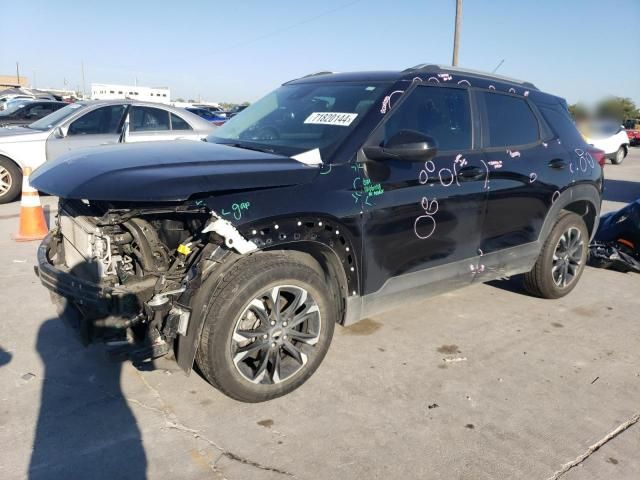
[568,103,588,121]
[595,97,639,122]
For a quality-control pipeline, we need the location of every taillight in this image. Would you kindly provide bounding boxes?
[589,147,606,167]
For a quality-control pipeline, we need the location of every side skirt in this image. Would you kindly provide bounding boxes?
[343,241,540,326]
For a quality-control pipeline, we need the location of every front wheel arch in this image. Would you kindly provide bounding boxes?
[264,242,349,324]
[175,240,352,374]
[193,250,338,401]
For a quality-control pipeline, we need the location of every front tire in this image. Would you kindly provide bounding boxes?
[611,146,626,165]
[195,251,337,402]
[523,212,588,299]
[0,157,22,204]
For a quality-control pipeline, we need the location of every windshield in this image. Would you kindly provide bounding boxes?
[207,82,388,157]
[27,103,85,130]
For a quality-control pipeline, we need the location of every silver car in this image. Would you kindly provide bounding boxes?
[0,100,215,203]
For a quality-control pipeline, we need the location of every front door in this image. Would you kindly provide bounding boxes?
[46,104,127,160]
[359,84,487,314]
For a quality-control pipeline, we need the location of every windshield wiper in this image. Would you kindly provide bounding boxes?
[221,142,275,154]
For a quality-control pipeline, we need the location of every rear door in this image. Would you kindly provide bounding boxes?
[45,104,127,160]
[476,90,559,271]
[126,106,197,143]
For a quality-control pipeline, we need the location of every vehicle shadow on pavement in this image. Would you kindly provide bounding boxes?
[485,277,528,296]
[603,179,640,204]
[28,311,147,479]
[0,345,11,367]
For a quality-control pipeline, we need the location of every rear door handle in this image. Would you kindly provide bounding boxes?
[457,166,484,181]
[548,158,567,169]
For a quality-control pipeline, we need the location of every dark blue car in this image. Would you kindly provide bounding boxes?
[185,107,227,126]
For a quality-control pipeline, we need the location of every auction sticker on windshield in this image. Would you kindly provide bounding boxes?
[304,112,358,127]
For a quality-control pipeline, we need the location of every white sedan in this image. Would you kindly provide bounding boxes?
[0,100,215,203]
[581,121,630,165]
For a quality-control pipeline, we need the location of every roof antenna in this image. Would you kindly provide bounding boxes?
[492,59,505,73]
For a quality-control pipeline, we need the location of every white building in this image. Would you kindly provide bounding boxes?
[90,83,171,103]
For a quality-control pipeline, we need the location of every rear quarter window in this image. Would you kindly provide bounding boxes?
[537,103,586,148]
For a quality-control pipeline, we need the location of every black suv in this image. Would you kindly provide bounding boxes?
[33,65,602,402]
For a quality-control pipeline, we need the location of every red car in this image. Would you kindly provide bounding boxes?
[624,119,640,146]
[626,128,640,146]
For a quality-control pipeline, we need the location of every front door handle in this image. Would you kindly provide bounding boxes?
[458,166,484,181]
[548,158,567,169]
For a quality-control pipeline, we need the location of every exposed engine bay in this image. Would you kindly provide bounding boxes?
[48,199,250,364]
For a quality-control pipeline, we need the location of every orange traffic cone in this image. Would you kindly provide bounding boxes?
[13,167,48,242]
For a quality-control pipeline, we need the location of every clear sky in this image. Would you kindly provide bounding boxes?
[2,0,639,105]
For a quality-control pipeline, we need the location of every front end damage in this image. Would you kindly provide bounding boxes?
[36,199,253,366]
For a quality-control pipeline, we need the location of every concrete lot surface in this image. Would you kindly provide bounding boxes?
[1,149,639,479]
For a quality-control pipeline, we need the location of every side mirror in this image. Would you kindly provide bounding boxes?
[53,126,66,138]
[363,130,438,162]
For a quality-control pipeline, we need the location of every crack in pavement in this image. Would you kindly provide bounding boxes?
[131,369,294,477]
[545,412,640,480]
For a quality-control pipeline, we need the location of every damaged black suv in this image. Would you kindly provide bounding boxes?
[33,65,603,402]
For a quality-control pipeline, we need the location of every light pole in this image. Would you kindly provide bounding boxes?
[452,0,462,66]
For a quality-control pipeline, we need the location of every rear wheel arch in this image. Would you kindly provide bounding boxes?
[539,184,601,243]
[563,200,597,238]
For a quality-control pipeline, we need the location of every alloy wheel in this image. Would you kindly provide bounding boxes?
[551,227,584,288]
[231,285,322,384]
[0,166,12,196]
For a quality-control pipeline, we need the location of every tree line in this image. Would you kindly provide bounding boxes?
[569,97,639,123]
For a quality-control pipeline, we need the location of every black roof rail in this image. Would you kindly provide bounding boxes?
[404,63,538,90]
[283,71,335,85]
[301,71,334,78]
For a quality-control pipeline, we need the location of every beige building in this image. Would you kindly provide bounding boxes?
[0,75,28,89]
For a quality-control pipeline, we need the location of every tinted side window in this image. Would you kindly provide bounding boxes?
[537,104,585,147]
[384,86,471,151]
[30,104,58,116]
[482,92,539,147]
[68,105,126,135]
[171,113,192,130]
[25,105,46,117]
[131,107,170,132]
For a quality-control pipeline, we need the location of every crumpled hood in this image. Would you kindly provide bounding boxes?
[31,140,320,202]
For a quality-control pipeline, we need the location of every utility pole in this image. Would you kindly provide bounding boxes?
[16,62,21,85]
[452,0,462,66]
[81,61,86,98]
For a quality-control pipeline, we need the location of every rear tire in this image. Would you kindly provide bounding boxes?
[523,212,588,299]
[611,146,626,165]
[0,157,21,204]
[195,251,337,402]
